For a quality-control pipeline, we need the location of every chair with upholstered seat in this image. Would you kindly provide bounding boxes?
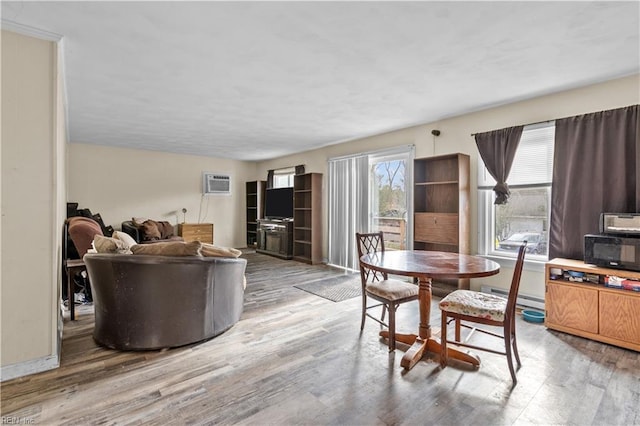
[356,232,419,352]
[439,243,526,384]
[68,216,103,256]
[64,216,104,320]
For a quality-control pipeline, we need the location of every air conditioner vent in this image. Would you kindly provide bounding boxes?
[203,173,231,195]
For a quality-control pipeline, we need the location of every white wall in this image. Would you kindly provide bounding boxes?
[67,143,256,248]
[1,30,65,379]
[254,74,640,298]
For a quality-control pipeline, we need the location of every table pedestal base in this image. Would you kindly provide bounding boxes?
[380,331,480,370]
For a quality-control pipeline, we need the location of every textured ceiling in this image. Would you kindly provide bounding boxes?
[2,1,639,161]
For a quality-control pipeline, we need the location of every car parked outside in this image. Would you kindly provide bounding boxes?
[498,232,547,254]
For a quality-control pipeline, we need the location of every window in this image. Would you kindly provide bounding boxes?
[273,167,295,188]
[478,123,555,263]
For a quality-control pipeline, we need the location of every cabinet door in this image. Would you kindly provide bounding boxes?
[414,213,458,245]
[546,281,598,334]
[599,291,640,344]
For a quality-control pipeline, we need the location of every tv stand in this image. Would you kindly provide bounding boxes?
[256,219,293,259]
[545,258,640,352]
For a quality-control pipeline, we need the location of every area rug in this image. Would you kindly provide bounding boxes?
[294,274,362,302]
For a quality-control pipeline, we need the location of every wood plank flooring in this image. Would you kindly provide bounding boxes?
[2,252,639,425]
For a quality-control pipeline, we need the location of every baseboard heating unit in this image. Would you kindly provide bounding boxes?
[480,285,545,310]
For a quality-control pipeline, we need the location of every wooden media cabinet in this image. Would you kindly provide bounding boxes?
[256,219,293,260]
[545,258,640,352]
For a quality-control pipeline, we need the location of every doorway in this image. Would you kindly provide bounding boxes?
[327,146,414,270]
[369,153,412,250]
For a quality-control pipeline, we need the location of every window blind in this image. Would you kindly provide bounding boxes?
[479,123,555,188]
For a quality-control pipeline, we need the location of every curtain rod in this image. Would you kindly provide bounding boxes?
[470,119,555,137]
[470,104,639,137]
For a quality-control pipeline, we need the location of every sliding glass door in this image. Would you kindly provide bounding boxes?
[328,146,414,270]
[369,152,412,251]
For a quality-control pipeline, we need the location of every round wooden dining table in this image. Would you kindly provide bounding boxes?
[360,250,500,371]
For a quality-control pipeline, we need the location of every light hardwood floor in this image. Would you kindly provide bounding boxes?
[2,252,639,425]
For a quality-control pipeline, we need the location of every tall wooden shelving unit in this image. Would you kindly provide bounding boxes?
[414,153,470,294]
[293,173,322,264]
[246,180,266,247]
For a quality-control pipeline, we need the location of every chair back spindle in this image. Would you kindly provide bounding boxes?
[356,232,388,283]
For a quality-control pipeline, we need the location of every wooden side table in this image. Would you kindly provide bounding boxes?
[178,223,214,244]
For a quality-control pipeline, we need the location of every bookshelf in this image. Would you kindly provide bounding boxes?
[245,180,266,247]
[293,173,322,264]
[414,153,470,294]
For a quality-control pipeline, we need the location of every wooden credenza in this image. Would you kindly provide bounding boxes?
[545,258,640,352]
[178,223,214,244]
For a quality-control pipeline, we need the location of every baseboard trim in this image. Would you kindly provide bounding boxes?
[0,354,59,382]
[480,285,545,310]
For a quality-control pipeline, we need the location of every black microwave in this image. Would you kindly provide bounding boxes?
[584,234,640,272]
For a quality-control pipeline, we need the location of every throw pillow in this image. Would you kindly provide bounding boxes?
[200,243,242,258]
[131,217,148,227]
[156,221,175,239]
[112,230,137,249]
[141,220,161,241]
[131,240,202,256]
[94,235,130,254]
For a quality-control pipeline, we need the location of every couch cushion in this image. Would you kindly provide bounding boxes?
[139,219,175,241]
[131,240,201,256]
[140,220,161,241]
[439,290,507,322]
[366,279,418,301]
[200,243,242,258]
[112,230,137,249]
[157,221,175,238]
[94,235,131,254]
[132,217,148,226]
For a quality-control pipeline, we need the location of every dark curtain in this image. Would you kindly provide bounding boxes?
[266,169,274,189]
[475,126,524,204]
[549,105,640,260]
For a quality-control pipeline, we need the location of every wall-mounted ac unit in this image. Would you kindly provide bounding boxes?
[202,172,231,195]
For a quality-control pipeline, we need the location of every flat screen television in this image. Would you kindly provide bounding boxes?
[264,187,294,219]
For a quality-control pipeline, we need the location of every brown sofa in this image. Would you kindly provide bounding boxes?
[84,253,247,350]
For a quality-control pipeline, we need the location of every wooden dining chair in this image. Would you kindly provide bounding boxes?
[356,232,419,351]
[439,242,527,384]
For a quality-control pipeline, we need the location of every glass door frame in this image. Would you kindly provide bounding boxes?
[368,150,414,251]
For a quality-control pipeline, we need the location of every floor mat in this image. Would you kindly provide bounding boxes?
[294,274,362,302]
